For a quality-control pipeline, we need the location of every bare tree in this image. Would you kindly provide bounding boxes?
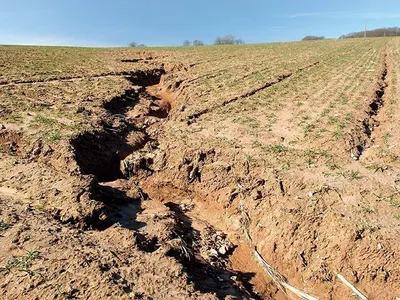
[129,42,137,47]
[137,44,146,47]
[183,40,192,47]
[193,40,205,46]
[234,39,245,44]
[214,34,236,45]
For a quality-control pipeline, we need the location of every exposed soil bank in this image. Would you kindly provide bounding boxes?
[70,68,274,298]
[349,54,389,160]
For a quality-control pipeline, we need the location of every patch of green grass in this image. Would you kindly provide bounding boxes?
[319,127,328,133]
[326,162,340,170]
[338,121,346,130]
[346,170,363,180]
[0,250,40,276]
[304,123,315,134]
[264,113,277,125]
[34,115,57,125]
[233,117,260,129]
[217,136,239,148]
[327,116,338,125]
[320,150,333,159]
[321,108,331,117]
[304,149,334,167]
[47,130,62,144]
[251,140,262,148]
[341,98,350,105]
[4,113,22,123]
[245,154,254,162]
[366,164,388,173]
[394,214,400,220]
[305,157,314,167]
[333,130,343,139]
[390,200,400,208]
[0,220,12,233]
[360,206,376,214]
[304,149,332,159]
[267,144,288,153]
[304,149,318,158]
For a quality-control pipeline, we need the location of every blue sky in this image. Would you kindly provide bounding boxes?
[0,0,399,47]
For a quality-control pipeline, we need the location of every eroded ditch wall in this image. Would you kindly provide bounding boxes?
[70,67,270,298]
[68,54,396,299]
[68,60,338,299]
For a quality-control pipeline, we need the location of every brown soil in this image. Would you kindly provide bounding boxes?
[1,40,400,299]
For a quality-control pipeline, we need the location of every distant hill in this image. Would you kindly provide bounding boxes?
[340,27,400,39]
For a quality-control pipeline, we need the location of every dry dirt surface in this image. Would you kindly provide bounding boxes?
[0,39,400,299]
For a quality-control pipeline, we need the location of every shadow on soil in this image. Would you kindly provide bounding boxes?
[165,202,261,300]
[84,183,145,231]
[71,127,149,182]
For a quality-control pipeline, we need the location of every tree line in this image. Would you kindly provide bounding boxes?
[302,36,326,41]
[183,40,205,46]
[129,34,245,47]
[339,27,400,39]
[183,35,245,46]
[302,27,400,41]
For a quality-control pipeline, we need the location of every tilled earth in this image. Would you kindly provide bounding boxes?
[1,39,400,299]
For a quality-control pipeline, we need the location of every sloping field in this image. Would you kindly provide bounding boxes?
[0,38,399,299]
